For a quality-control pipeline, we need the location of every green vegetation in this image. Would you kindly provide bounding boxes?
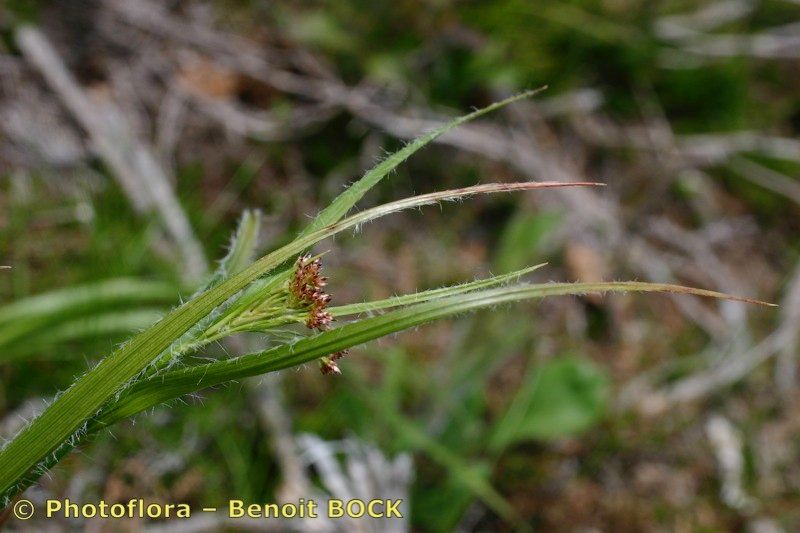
[0,96,766,520]
[1,0,795,529]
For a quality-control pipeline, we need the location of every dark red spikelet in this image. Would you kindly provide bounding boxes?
[319,350,349,375]
[292,254,336,331]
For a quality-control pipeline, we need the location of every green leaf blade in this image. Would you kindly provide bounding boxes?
[0,182,592,502]
[100,280,769,427]
[301,88,547,235]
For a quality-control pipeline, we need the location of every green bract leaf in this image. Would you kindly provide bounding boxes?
[300,88,547,236]
[0,88,774,512]
[0,180,594,503]
[97,280,770,428]
[329,263,547,317]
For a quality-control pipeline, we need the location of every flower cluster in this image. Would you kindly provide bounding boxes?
[290,254,347,375]
[319,350,348,375]
[290,254,333,330]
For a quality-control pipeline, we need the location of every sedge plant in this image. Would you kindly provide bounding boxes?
[0,90,772,508]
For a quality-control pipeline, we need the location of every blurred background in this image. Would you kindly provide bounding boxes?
[1,0,799,530]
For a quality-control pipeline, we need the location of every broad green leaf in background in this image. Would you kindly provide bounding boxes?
[490,356,609,449]
[494,210,563,273]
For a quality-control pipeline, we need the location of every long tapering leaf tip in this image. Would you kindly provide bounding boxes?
[518,86,548,98]
[581,282,776,307]
[545,181,605,187]
[487,181,604,189]
[745,299,778,307]
[481,87,548,110]
[450,181,605,193]
[663,284,776,307]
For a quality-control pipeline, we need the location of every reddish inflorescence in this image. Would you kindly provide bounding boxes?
[290,254,333,331]
[319,350,349,375]
[291,254,346,375]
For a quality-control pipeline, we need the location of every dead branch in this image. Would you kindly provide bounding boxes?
[15,25,208,283]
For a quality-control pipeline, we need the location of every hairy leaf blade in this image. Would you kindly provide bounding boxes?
[0,181,591,500]
[329,263,547,316]
[99,281,770,426]
[300,88,546,235]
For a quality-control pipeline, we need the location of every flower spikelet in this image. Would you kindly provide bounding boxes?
[291,254,333,330]
[319,350,349,375]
